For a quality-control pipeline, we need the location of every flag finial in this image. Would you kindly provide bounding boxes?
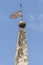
[20,3,22,9]
[20,3,23,21]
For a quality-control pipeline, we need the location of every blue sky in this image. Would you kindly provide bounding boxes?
[0,0,43,65]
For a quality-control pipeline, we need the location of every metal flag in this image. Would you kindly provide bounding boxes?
[10,10,22,19]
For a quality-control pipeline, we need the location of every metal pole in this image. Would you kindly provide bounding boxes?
[20,3,23,21]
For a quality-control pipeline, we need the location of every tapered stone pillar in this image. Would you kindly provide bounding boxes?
[14,21,28,65]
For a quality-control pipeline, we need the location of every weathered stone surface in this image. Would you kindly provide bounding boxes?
[14,21,28,65]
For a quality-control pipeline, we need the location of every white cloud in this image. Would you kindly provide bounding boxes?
[28,23,43,32]
[40,0,43,2]
[36,23,43,32]
[38,14,43,22]
[26,14,34,22]
[26,14,43,32]
[28,14,34,22]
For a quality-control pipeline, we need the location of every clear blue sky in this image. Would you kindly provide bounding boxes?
[0,0,43,65]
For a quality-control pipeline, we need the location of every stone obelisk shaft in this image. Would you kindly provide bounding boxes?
[14,21,28,65]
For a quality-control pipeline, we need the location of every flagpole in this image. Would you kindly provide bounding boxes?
[20,3,23,21]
